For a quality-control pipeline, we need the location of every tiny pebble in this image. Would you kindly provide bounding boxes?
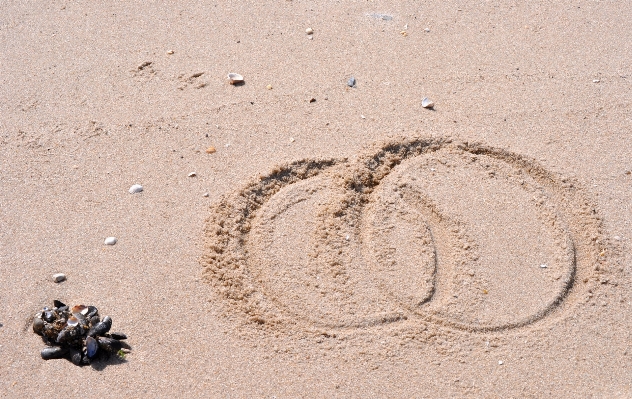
[290,137,295,142]
[308,35,313,40]
[205,146,216,154]
[400,31,408,37]
[225,143,230,147]
[104,237,117,246]
[422,97,435,108]
[53,273,66,283]
[188,172,197,177]
[203,192,210,197]
[540,264,548,268]
[424,27,430,32]
[361,115,366,119]
[306,27,314,35]
[593,79,600,83]
[345,235,350,241]
[347,77,356,87]
[266,84,273,90]
[128,184,143,194]
[498,360,504,365]
[167,50,174,55]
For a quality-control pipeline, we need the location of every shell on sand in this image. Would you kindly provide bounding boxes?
[227,73,244,84]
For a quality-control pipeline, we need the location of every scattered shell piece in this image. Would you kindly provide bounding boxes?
[205,146,216,154]
[307,35,313,40]
[203,192,210,197]
[188,172,197,177]
[593,79,600,83]
[345,235,350,241]
[167,50,174,55]
[53,273,66,283]
[266,84,273,90]
[421,97,434,108]
[227,73,244,85]
[104,237,117,246]
[368,13,393,21]
[347,77,356,87]
[305,27,314,35]
[129,184,143,194]
[424,27,430,32]
[361,115,366,119]
[498,360,504,365]
[290,137,295,142]
[540,264,548,268]
[225,143,230,148]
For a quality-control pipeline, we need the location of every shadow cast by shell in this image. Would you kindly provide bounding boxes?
[202,137,608,336]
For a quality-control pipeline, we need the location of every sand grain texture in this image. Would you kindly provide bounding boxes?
[1,1,631,397]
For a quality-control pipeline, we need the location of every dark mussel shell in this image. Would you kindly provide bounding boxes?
[53,300,67,309]
[69,347,83,366]
[43,311,56,323]
[32,318,45,335]
[89,316,112,337]
[86,306,99,319]
[98,337,122,353]
[41,346,68,360]
[109,332,127,340]
[86,336,98,358]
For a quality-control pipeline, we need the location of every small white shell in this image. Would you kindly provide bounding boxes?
[52,273,66,283]
[305,27,314,35]
[227,73,244,84]
[188,172,197,177]
[129,184,143,194]
[104,237,117,245]
[421,97,434,108]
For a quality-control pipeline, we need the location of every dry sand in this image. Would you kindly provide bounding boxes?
[1,1,631,397]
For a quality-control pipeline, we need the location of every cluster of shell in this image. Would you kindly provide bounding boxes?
[33,300,128,366]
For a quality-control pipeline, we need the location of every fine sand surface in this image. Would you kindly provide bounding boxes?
[1,1,631,397]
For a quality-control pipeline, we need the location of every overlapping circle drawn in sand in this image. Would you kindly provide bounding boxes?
[203,137,603,333]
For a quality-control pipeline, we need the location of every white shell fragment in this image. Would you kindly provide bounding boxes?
[306,27,314,35]
[540,264,548,268]
[104,237,117,246]
[188,172,197,177]
[227,73,244,84]
[53,273,66,283]
[129,184,143,194]
[421,97,435,108]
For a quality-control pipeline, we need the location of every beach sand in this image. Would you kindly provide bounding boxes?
[1,1,631,397]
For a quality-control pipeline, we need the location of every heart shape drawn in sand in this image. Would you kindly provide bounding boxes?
[203,137,606,334]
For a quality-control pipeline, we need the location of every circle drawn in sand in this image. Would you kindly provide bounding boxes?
[203,137,604,333]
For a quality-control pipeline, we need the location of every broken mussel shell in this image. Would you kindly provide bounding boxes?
[227,73,244,85]
[33,300,129,366]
